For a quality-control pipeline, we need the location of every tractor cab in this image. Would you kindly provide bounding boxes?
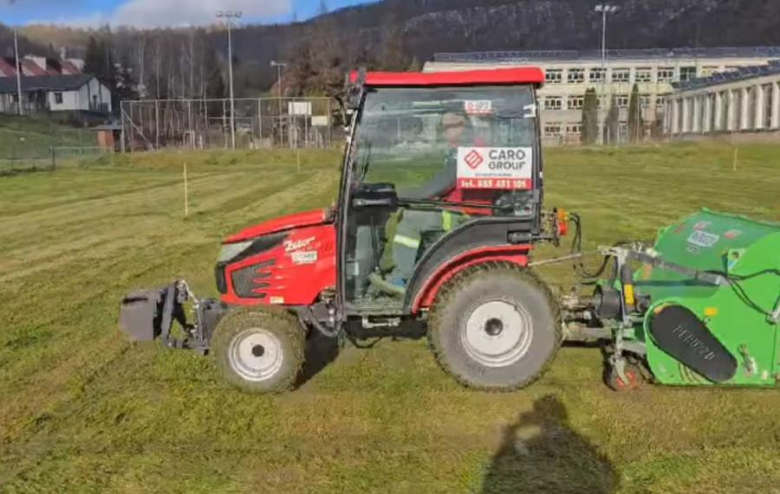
[339,69,547,315]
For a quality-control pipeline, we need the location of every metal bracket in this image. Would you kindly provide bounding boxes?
[610,324,629,383]
[738,345,757,376]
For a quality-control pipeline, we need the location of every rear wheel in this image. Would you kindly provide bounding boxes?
[428,262,561,391]
[211,309,304,394]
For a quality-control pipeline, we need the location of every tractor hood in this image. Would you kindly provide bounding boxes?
[225,209,332,244]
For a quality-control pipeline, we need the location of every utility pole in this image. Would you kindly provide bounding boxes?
[595,4,619,144]
[13,25,23,116]
[8,0,23,116]
[217,10,242,150]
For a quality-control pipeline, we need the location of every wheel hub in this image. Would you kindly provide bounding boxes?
[462,300,533,368]
[228,328,284,382]
[484,318,504,337]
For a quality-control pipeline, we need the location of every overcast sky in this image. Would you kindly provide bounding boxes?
[0,0,374,27]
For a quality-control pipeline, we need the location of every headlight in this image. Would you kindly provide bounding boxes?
[218,241,252,263]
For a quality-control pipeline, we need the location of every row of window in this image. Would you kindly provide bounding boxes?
[544,122,645,138]
[543,123,583,137]
[542,95,665,111]
[544,65,735,85]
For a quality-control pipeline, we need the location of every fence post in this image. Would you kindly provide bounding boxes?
[51,146,56,170]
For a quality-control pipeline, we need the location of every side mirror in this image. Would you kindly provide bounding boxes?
[351,183,399,210]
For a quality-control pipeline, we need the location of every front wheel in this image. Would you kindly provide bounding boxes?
[428,262,561,392]
[211,309,305,394]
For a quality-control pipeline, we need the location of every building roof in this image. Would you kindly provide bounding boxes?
[673,60,780,92]
[59,60,81,75]
[434,46,780,63]
[0,58,17,77]
[0,74,96,94]
[20,59,47,76]
[351,68,545,87]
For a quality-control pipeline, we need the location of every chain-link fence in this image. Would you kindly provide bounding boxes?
[120,97,340,152]
[0,118,107,175]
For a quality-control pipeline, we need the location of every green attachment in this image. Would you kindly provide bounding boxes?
[631,210,780,387]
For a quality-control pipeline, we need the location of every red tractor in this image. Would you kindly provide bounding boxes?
[120,68,570,393]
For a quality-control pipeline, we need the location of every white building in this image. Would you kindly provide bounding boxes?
[424,47,780,145]
[0,74,112,115]
[666,61,780,137]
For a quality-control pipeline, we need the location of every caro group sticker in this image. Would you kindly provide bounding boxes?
[456,147,533,190]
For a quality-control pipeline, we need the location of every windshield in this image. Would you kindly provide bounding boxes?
[352,85,538,198]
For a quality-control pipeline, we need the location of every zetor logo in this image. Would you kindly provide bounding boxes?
[284,237,315,252]
[464,150,484,169]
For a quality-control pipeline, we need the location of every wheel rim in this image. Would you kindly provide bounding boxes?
[616,369,639,390]
[461,300,533,368]
[228,328,284,382]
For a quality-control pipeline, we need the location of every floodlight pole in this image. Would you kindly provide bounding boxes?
[595,4,618,144]
[270,60,287,146]
[218,10,242,150]
[271,61,287,98]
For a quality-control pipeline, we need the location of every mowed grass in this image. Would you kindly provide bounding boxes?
[0,142,779,493]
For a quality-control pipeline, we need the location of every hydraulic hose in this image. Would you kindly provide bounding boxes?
[569,213,612,280]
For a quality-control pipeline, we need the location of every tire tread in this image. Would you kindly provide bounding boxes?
[427,261,562,392]
[211,307,304,394]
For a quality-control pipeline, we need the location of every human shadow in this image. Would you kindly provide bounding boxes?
[295,329,340,388]
[481,395,619,494]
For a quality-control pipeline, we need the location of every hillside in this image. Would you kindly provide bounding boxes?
[0,24,48,59]
[11,0,780,94]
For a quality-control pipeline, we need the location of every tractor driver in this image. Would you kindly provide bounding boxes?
[388,111,470,289]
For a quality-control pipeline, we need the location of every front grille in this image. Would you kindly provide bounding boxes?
[231,260,276,299]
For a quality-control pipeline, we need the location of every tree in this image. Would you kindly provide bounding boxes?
[627,83,644,143]
[203,46,225,99]
[84,36,108,80]
[603,95,620,145]
[581,88,599,145]
[379,24,410,71]
[286,38,315,96]
[407,56,422,72]
[318,0,329,16]
[115,53,138,103]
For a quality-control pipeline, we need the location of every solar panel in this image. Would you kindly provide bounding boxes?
[435,45,780,64]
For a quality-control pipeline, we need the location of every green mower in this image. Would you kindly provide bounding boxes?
[564,209,780,390]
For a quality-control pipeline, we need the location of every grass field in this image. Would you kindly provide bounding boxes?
[1,142,779,493]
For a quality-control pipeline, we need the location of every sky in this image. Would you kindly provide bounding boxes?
[0,0,374,28]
